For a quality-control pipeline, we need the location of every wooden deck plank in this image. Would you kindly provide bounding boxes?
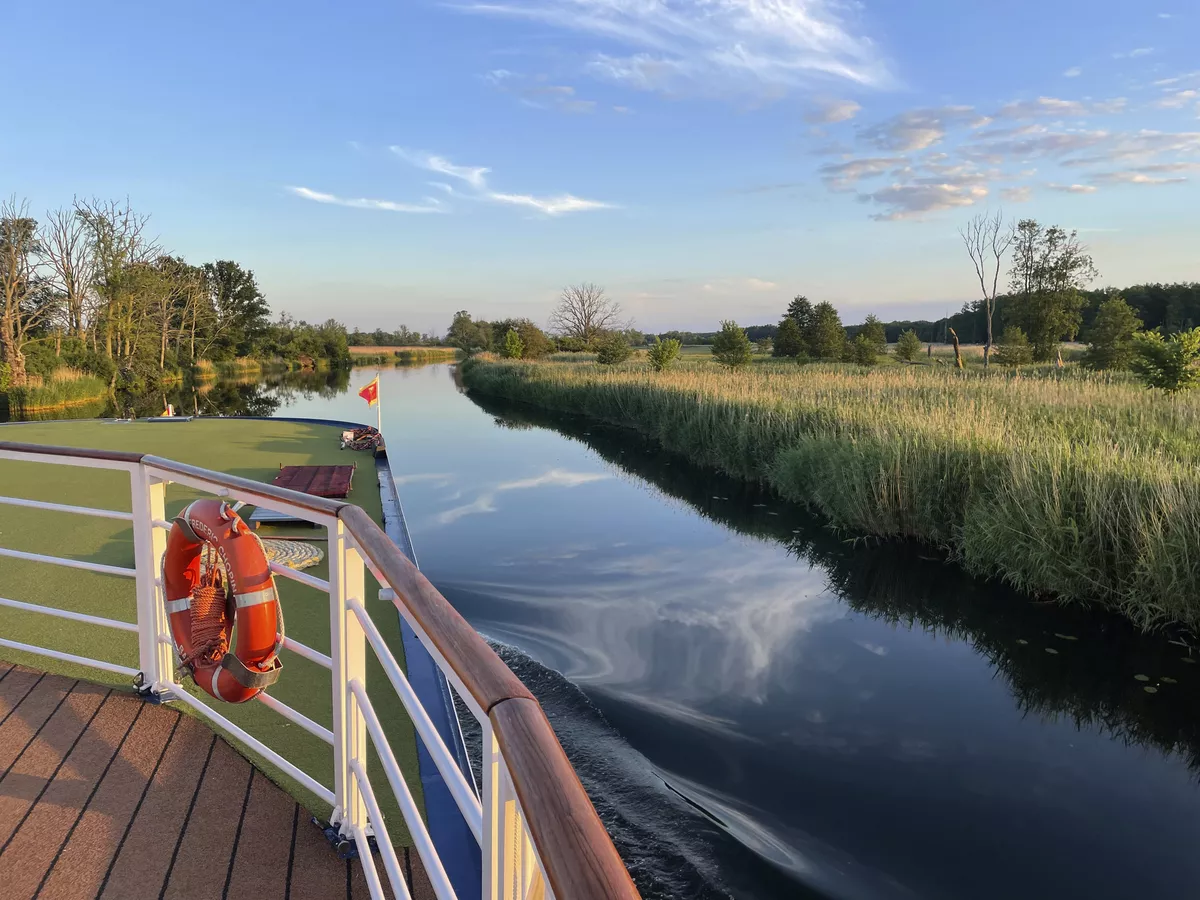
[0,675,76,777]
[0,667,414,900]
[0,682,107,848]
[225,771,295,900]
[98,717,215,899]
[38,702,179,900]
[161,739,253,900]
[0,688,137,900]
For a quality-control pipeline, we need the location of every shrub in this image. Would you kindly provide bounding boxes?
[895,329,924,362]
[1131,328,1200,393]
[517,321,553,359]
[850,333,877,366]
[501,329,525,359]
[595,332,632,365]
[647,337,681,372]
[1083,296,1142,370]
[773,317,805,358]
[756,338,773,354]
[555,336,588,353]
[993,326,1033,366]
[711,320,753,369]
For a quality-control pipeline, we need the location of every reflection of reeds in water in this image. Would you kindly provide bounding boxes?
[471,392,1200,776]
[462,356,1200,630]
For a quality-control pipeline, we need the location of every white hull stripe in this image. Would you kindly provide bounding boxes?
[235,588,276,609]
[166,597,191,614]
[210,665,225,701]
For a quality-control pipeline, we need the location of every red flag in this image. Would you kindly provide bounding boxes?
[358,376,379,407]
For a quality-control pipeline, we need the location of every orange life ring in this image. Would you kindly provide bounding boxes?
[162,499,283,703]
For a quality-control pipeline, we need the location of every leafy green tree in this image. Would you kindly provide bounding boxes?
[201,260,271,357]
[501,328,524,359]
[756,337,772,354]
[595,331,632,365]
[787,295,814,333]
[447,310,490,354]
[711,320,753,368]
[647,336,681,371]
[992,326,1033,366]
[1008,219,1098,361]
[861,314,887,353]
[850,333,877,366]
[1131,328,1200,393]
[807,302,846,359]
[773,317,805,357]
[517,320,552,359]
[1082,296,1142,370]
[895,329,923,361]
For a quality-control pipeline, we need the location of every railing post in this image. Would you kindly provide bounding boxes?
[329,518,368,837]
[486,729,550,900]
[483,719,499,900]
[130,465,175,698]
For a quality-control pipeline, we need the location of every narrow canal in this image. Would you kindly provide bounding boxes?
[13,363,1200,899]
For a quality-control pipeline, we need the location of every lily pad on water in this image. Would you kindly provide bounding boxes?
[1045,648,1059,655]
[1016,639,1029,645]
[1182,657,1198,665]
[1053,633,1079,641]
[1144,686,1159,694]
[1134,674,1151,682]
[1161,676,1178,684]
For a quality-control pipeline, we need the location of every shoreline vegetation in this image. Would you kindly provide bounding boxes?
[349,345,462,365]
[461,354,1200,632]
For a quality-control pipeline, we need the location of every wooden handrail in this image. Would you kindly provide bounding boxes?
[491,698,641,900]
[0,440,147,465]
[339,505,533,712]
[144,455,348,517]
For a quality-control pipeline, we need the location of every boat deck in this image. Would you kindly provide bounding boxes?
[0,663,431,900]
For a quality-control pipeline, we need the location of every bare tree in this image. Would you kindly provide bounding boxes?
[548,283,624,346]
[0,196,59,385]
[74,198,158,360]
[959,209,1014,369]
[41,203,97,341]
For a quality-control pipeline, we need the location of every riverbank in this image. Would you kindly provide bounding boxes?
[350,345,461,365]
[461,355,1200,631]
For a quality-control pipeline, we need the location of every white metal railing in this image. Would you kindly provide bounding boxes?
[0,440,638,900]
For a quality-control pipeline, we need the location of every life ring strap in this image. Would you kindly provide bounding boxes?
[220,653,283,689]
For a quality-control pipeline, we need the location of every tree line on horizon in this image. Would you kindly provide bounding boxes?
[1,194,352,393]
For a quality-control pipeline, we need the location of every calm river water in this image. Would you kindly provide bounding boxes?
[11,363,1200,899]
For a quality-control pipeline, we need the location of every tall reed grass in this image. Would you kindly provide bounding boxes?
[394,346,459,364]
[5,371,109,414]
[462,356,1200,629]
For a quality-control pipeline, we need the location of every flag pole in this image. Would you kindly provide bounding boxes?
[376,376,382,434]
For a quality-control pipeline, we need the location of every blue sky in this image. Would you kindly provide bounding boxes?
[5,1,1199,332]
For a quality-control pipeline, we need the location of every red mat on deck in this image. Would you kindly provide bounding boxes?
[272,465,356,498]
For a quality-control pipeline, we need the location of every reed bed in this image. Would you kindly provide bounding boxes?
[394,346,459,364]
[462,356,1200,629]
[5,371,109,413]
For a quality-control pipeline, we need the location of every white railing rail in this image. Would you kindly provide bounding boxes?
[0,440,638,900]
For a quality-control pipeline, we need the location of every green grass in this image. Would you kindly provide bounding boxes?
[0,419,422,843]
[394,347,460,364]
[4,374,109,415]
[462,354,1200,631]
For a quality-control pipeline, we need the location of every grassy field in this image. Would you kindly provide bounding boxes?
[0,418,421,842]
[462,354,1200,631]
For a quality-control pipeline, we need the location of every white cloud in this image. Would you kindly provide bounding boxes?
[1155,89,1199,109]
[497,469,610,491]
[859,181,988,221]
[392,149,490,189]
[456,0,891,97]
[746,278,777,291]
[819,156,908,189]
[488,193,613,215]
[1001,186,1033,203]
[1113,47,1155,58]
[1047,182,1098,193]
[1090,170,1189,185]
[995,96,1126,119]
[391,147,614,216]
[806,99,861,124]
[1063,67,1082,78]
[286,186,445,213]
[859,106,986,152]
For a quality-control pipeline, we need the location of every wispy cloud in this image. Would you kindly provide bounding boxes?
[1001,186,1033,203]
[454,0,891,97]
[1047,182,1098,193]
[286,186,445,213]
[391,147,614,216]
[1113,46,1155,59]
[1090,170,1189,185]
[1155,89,1199,109]
[995,96,1126,119]
[859,106,987,152]
[820,156,908,189]
[859,181,988,221]
[436,469,610,525]
[486,69,598,113]
[1063,66,1082,78]
[805,99,861,124]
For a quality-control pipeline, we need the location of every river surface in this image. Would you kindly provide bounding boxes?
[8,363,1200,899]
